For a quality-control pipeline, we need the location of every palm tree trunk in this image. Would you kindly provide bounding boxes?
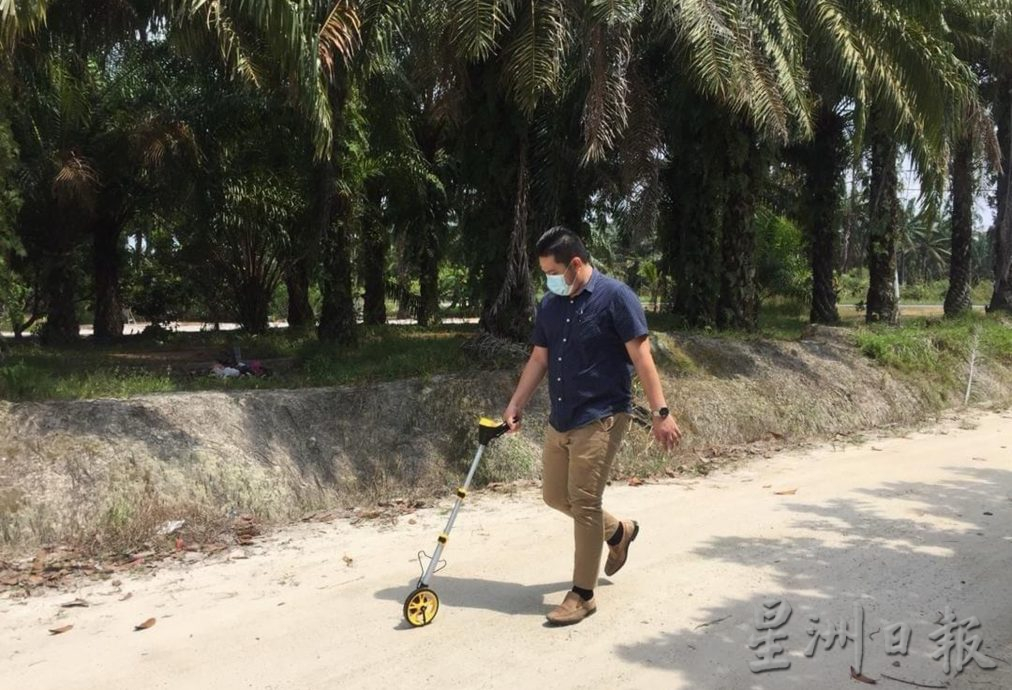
[717,127,761,330]
[479,144,534,342]
[802,103,847,324]
[661,154,723,328]
[416,231,440,327]
[237,276,272,334]
[988,81,1012,313]
[285,152,326,333]
[866,111,901,324]
[944,131,975,317]
[317,158,357,344]
[92,213,124,339]
[285,257,314,332]
[38,251,79,345]
[361,182,387,326]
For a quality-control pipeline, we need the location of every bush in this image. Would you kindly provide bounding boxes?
[755,211,809,302]
[837,269,868,303]
[0,361,54,399]
[123,254,198,325]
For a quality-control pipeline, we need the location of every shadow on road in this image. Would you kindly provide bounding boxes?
[375,576,618,625]
[613,466,1012,689]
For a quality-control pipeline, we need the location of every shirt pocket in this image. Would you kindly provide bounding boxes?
[575,308,607,342]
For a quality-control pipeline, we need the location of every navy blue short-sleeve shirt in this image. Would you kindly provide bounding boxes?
[531,269,649,432]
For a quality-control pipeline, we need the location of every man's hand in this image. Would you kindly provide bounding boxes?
[503,403,523,432]
[626,336,680,451]
[503,346,547,434]
[652,414,682,451]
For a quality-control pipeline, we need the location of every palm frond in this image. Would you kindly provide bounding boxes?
[806,0,984,187]
[580,21,632,163]
[663,0,738,102]
[51,149,99,210]
[171,0,261,86]
[318,1,362,78]
[612,65,664,240]
[652,0,812,140]
[0,0,49,48]
[501,0,569,115]
[131,115,200,170]
[447,0,517,60]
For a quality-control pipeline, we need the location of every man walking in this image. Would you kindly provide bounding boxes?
[503,226,682,626]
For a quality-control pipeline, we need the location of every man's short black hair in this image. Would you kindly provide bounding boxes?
[536,226,590,265]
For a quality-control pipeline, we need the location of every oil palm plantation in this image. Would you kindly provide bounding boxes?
[1,1,1004,342]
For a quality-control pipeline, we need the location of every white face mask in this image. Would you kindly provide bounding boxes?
[545,262,573,296]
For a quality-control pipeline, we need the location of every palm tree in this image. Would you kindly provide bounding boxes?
[7,21,187,342]
[865,106,902,323]
[605,1,814,329]
[613,1,980,330]
[360,0,457,327]
[435,1,594,340]
[786,0,988,325]
[438,0,816,336]
[979,4,1012,313]
[0,0,48,48]
[797,98,847,324]
[939,0,1006,316]
[990,85,1012,312]
[716,125,765,330]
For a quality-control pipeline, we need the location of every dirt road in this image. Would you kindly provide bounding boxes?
[3,410,1011,690]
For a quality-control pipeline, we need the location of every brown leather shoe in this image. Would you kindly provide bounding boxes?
[546,591,596,626]
[604,520,639,576]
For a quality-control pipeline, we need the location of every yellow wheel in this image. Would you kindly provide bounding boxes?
[403,587,440,627]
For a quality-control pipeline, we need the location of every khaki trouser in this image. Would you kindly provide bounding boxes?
[542,413,632,590]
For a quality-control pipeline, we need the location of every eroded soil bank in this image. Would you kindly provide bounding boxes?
[0,326,1008,558]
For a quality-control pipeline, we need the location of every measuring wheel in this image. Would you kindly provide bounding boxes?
[403,587,440,627]
[403,417,513,626]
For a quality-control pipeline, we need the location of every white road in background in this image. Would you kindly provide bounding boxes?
[0,317,481,339]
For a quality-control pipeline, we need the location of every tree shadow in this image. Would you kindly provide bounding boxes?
[613,467,1012,689]
[678,334,826,383]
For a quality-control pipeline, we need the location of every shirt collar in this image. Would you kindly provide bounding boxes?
[582,267,600,293]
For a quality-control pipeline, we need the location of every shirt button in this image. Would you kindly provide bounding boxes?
[563,338,567,342]
[557,397,562,401]
[558,357,562,361]
[556,377,561,382]
[566,318,570,322]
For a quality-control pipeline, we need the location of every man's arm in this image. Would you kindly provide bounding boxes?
[504,345,549,431]
[625,335,682,450]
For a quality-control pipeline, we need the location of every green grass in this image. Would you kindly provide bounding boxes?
[296,325,475,386]
[0,324,476,402]
[852,313,1012,387]
[3,307,1011,403]
[645,300,808,342]
[837,271,994,305]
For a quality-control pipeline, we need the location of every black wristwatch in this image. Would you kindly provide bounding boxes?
[652,407,669,419]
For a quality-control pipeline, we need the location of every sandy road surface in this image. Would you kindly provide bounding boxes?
[3,409,1011,690]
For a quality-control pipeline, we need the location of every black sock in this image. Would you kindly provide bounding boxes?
[572,586,594,601]
[607,522,624,547]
